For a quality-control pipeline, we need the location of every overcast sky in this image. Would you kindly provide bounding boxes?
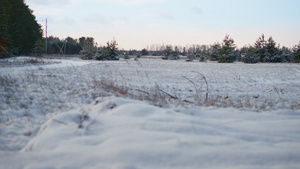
[25,0,300,50]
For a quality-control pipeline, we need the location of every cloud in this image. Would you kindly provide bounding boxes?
[191,7,203,15]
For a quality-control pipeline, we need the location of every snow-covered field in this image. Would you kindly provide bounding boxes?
[0,56,299,169]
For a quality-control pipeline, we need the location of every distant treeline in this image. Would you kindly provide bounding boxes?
[47,34,300,63]
[148,34,300,63]
[45,36,87,55]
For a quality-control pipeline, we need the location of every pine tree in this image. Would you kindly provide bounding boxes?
[141,48,148,55]
[264,37,280,62]
[162,45,172,60]
[255,34,267,62]
[241,46,260,63]
[80,37,96,60]
[0,0,42,57]
[292,43,300,63]
[96,39,119,60]
[218,35,237,63]
[33,39,44,56]
[209,42,221,61]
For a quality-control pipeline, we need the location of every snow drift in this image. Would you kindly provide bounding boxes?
[14,97,300,169]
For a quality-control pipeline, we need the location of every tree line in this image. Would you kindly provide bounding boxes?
[152,35,300,63]
[64,34,300,63]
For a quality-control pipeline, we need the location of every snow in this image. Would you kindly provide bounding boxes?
[0,56,300,168]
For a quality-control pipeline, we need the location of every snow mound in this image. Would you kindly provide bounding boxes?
[16,97,300,169]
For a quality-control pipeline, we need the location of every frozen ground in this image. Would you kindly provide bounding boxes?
[0,56,299,169]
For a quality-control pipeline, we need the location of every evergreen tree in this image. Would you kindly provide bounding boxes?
[162,45,179,60]
[209,43,221,61]
[292,43,300,63]
[141,48,148,55]
[241,46,260,63]
[80,37,96,60]
[277,46,292,63]
[33,39,44,56]
[96,39,119,60]
[162,45,172,60]
[65,37,82,55]
[0,0,42,57]
[219,34,237,63]
[264,36,280,62]
[254,34,267,62]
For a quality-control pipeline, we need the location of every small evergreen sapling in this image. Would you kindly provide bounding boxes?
[80,38,96,60]
[209,43,221,61]
[33,39,44,56]
[95,39,119,60]
[218,35,237,63]
[162,45,179,60]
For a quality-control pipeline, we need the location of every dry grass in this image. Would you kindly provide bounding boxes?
[1,58,299,126]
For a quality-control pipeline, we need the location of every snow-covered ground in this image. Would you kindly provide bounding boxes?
[0,56,299,169]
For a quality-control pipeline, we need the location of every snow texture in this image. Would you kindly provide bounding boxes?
[0,56,300,169]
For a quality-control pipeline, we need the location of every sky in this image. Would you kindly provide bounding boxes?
[25,0,300,50]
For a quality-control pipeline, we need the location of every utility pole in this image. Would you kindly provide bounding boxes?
[45,18,48,54]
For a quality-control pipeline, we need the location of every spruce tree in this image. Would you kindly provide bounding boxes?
[219,35,237,63]
[292,43,300,63]
[254,34,267,62]
[209,43,221,61]
[241,46,260,63]
[264,37,280,62]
